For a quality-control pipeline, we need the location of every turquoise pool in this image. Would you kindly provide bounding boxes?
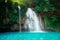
[0,32,60,40]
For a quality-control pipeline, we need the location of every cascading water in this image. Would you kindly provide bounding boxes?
[18,6,21,31]
[24,8,43,32]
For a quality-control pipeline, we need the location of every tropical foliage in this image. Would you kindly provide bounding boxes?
[0,0,60,31]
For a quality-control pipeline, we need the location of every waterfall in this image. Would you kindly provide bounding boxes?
[18,6,21,32]
[24,8,43,32]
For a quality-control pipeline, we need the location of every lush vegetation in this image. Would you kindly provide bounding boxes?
[33,0,60,31]
[0,0,60,31]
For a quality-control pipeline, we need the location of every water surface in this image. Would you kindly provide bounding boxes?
[0,32,60,40]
